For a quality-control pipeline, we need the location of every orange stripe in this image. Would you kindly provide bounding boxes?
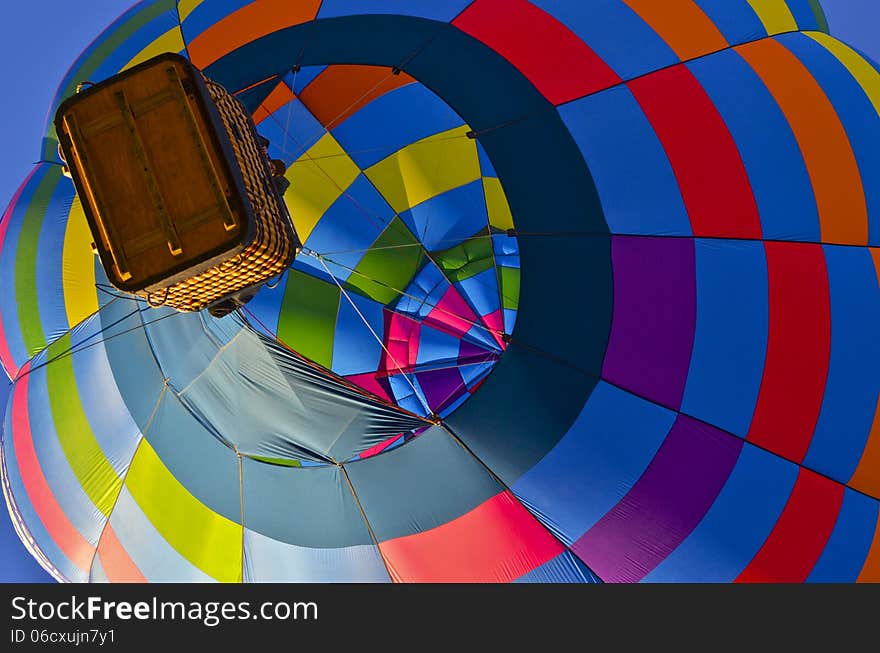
[736,38,868,245]
[253,80,296,125]
[187,0,321,68]
[849,396,880,497]
[96,524,146,583]
[10,364,93,572]
[857,511,880,582]
[298,65,416,131]
[378,491,563,582]
[622,0,728,61]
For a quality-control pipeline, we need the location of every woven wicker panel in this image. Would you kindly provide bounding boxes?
[138,77,297,312]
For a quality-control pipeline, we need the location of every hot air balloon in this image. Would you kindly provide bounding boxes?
[1,0,879,583]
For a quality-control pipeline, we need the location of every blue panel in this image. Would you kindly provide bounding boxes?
[455,267,501,318]
[477,142,496,177]
[243,273,289,337]
[300,175,393,282]
[35,178,74,346]
[399,180,488,251]
[331,83,464,169]
[530,0,679,80]
[805,246,880,481]
[644,444,798,582]
[244,528,389,582]
[512,382,676,545]
[396,264,447,320]
[332,291,384,375]
[786,0,822,30]
[492,234,519,270]
[503,308,517,335]
[459,360,494,389]
[415,325,461,367]
[516,550,601,583]
[288,65,326,95]
[346,426,501,541]
[681,239,768,437]
[559,86,692,236]
[71,315,149,476]
[258,97,326,166]
[143,393,241,524]
[778,32,880,246]
[242,459,373,547]
[692,0,767,45]
[807,489,879,582]
[316,0,473,22]
[687,48,820,242]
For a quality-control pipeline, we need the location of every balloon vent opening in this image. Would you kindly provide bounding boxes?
[54,52,300,314]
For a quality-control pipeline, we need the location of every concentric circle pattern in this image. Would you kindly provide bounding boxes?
[1,0,879,584]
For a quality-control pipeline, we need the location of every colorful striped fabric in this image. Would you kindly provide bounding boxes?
[1,0,878,583]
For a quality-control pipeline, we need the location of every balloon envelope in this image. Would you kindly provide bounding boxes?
[1,0,879,583]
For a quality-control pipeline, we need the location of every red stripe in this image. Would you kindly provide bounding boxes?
[10,363,93,572]
[627,64,761,239]
[96,525,146,582]
[452,0,620,105]
[378,491,563,582]
[747,242,831,462]
[736,468,844,583]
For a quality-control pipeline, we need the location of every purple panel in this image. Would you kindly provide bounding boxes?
[602,236,696,409]
[572,414,742,582]
[416,368,465,413]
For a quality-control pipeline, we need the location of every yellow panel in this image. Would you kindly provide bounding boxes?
[62,195,98,329]
[121,28,187,71]
[808,32,880,116]
[365,125,480,214]
[177,0,205,22]
[482,177,514,232]
[283,133,361,241]
[124,439,242,583]
[747,0,799,35]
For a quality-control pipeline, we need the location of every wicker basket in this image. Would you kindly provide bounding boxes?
[55,52,299,314]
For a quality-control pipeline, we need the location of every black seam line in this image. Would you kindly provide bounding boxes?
[437,421,606,583]
[339,462,396,583]
[510,338,880,505]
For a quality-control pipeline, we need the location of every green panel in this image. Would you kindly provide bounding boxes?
[345,217,425,305]
[44,334,121,516]
[500,266,521,311]
[807,0,830,32]
[247,455,302,468]
[434,236,494,283]
[14,167,61,357]
[276,269,340,369]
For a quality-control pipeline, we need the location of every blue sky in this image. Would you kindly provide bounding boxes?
[0,0,878,582]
